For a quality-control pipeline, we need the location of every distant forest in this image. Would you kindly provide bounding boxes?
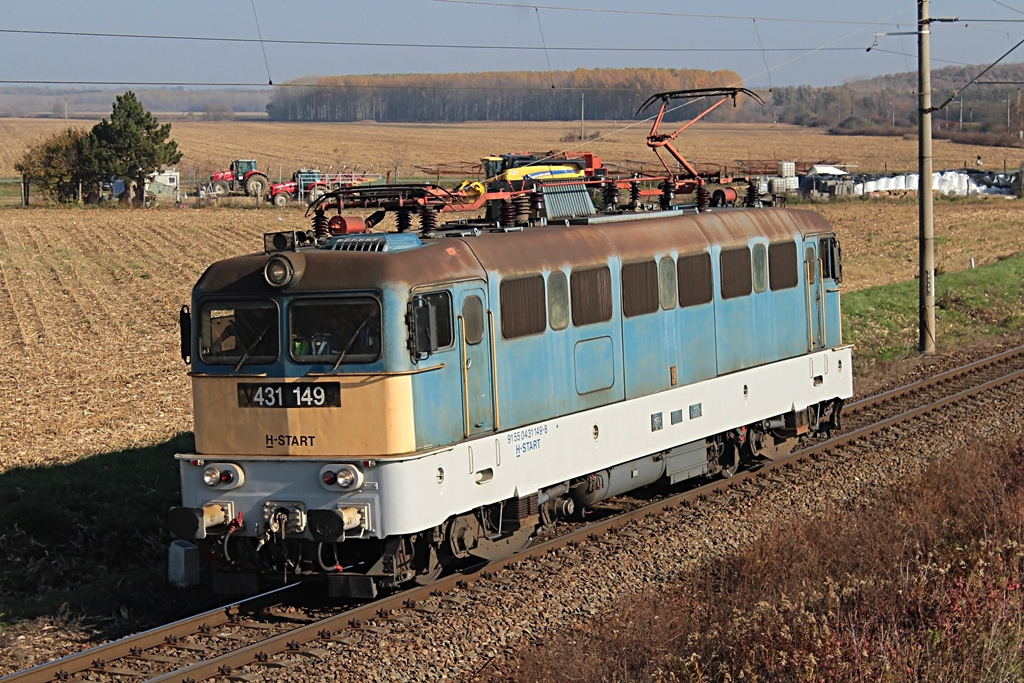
[5,63,1024,144]
[265,68,745,123]
[760,63,1024,139]
[264,63,1024,143]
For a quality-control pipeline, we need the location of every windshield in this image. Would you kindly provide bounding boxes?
[199,300,279,365]
[483,159,504,179]
[289,297,382,364]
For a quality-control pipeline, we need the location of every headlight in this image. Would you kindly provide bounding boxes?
[319,464,363,490]
[337,468,357,488]
[200,463,244,489]
[203,466,220,487]
[264,255,294,288]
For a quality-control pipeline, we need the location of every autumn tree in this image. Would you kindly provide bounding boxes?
[79,91,182,205]
[15,127,88,203]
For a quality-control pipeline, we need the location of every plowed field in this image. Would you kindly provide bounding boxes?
[0,208,313,471]
[2,197,1023,473]
[3,117,1024,473]
[2,118,1023,179]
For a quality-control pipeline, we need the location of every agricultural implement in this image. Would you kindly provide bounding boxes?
[295,87,774,234]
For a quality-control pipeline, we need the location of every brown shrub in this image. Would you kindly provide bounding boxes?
[502,442,1024,682]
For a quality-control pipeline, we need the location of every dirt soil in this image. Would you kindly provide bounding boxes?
[3,119,1022,180]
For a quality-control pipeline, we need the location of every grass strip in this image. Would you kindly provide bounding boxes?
[843,251,1024,374]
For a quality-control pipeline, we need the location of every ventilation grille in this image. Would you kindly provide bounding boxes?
[327,233,423,253]
[331,236,389,252]
[542,183,596,220]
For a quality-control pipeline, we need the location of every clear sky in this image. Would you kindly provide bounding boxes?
[0,1,1022,90]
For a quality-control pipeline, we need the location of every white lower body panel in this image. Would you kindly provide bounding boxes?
[177,346,853,540]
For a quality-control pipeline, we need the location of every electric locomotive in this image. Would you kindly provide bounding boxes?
[168,182,851,597]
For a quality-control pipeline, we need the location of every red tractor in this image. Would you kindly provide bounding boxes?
[209,159,270,198]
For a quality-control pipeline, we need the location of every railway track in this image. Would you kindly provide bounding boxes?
[7,344,1024,683]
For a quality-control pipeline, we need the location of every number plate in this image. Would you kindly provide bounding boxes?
[237,382,341,408]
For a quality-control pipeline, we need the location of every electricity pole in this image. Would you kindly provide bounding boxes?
[919,0,935,353]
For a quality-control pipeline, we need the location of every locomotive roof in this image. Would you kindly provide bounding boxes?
[194,239,487,295]
[194,207,833,296]
[460,207,832,274]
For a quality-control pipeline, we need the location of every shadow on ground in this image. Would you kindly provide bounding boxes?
[0,433,224,638]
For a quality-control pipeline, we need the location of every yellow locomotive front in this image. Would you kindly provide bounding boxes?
[190,293,418,458]
[168,230,491,595]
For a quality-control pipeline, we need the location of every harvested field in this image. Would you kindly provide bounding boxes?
[1,197,1023,473]
[0,207,313,472]
[2,118,1023,181]
[817,198,1024,291]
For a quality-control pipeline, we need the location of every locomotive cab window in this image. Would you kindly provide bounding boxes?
[418,291,454,348]
[819,236,842,282]
[621,260,659,317]
[571,266,613,326]
[768,241,798,290]
[501,275,546,339]
[806,247,817,284]
[752,244,768,294]
[289,296,382,364]
[720,247,753,300]
[199,300,279,365]
[678,252,713,308]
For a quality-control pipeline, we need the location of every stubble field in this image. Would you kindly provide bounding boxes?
[3,117,1023,180]
[1,118,1023,475]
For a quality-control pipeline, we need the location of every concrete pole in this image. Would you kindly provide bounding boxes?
[919,0,936,353]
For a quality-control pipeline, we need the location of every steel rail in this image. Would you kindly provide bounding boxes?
[0,585,301,683]
[844,343,1024,415]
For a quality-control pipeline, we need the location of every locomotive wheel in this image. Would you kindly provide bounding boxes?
[413,544,444,585]
[212,180,230,196]
[719,443,740,478]
[447,513,480,559]
[273,192,290,207]
[246,174,268,197]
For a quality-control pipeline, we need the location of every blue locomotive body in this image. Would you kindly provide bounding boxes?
[169,201,850,597]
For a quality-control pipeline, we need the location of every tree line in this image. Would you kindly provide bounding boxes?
[266,62,1024,144]
[16,92,181,204]
[266,67,745,122]
[736,63,1024,139]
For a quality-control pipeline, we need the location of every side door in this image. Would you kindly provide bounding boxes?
[804,239,825,351]
[458,286,494,436]
[818,235,843,348]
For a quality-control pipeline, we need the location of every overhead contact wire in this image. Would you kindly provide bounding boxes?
[250,0,273,85]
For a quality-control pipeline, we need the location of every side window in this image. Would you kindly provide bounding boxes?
[621,261,658,318]
[752,244,768,294]
[720,247,752,300]
[658,256,677,310]
[571,266,612,326]
[422,291,454,348]
[806,246,817,284]
[462,295,484,345]
[819,237,840,281]
[678,252,713,308]
[548,270,569,331]
[500,275,546,339]
[768,241,798,290]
